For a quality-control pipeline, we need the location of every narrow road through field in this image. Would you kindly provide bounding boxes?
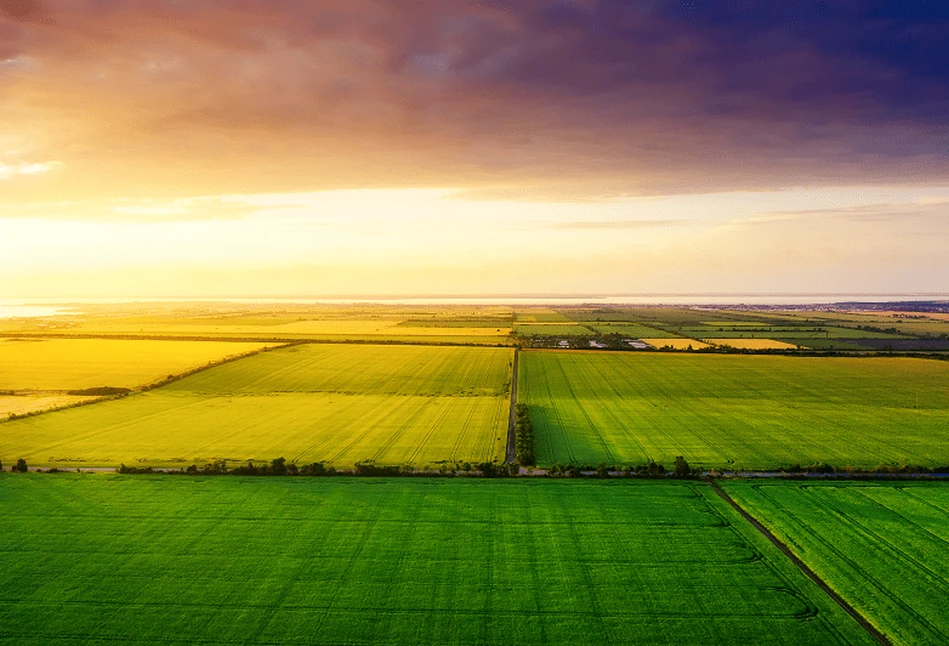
[505,348,519,464]
[710,482,892,646]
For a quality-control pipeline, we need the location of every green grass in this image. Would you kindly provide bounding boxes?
[518,351,949,469]
[0,344,512,468]
[0,475,874,645]
[724,482,949,646]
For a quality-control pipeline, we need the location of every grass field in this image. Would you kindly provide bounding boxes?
[0,338,275,390]
[518,351,949,469]
[0,344,512,468]
[724,482,949,646]
[0,475,874,645]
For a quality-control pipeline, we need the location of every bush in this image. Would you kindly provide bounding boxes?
[12,458,28,473]
[300,462,328,476]
[672,456,692,478]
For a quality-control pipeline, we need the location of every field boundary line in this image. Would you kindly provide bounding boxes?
[710,481,892,646]
[506,347,519,464]
[0,332,515,348]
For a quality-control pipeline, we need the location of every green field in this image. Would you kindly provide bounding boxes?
[724,482,949,645]
[519,351,949,469]
[0,344,512,468]
[585,323,678,338]
[0,475,875,645]
[676,326,909,340]
[514,323,595,336]
[0,338,275,390]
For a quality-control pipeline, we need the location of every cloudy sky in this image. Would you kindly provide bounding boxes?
[2,0,948,298]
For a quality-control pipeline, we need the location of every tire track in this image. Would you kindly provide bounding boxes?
[710,482,892,646]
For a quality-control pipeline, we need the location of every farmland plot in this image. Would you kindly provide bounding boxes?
[0,476,874,645]
[519,351,949,469]
[708,338,802,350]
[514,323,595,336]
[0,338,275,391]
[585,322,677,338]
[724,482,949,646]
[0,344,512,468]
[0,394,96,419]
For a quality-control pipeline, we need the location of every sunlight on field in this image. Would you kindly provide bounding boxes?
[376,325,512,337]
[1,344,513,468]
[639,338,710,350]
[0,303,517,342]
[708,338,802,350]
[0,395,96,418]
[0,338,276,390]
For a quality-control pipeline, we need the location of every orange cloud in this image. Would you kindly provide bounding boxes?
[2,1,949,206]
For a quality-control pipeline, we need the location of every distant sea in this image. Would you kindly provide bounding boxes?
[1,294,947,318]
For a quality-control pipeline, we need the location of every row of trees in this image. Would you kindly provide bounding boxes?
[118,458,520,478]
[514,403,535,466]
[546,457,694,478]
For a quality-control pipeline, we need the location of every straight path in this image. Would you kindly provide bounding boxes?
[710,482,892,646]
[505,348,519,464]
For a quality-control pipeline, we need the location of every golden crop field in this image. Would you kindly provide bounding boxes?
[0,344,514,468]
[640,338,711,350]
[0,394,96,418]
[708,338,803,350]
[0,302,515,343]
[0,338,277,391]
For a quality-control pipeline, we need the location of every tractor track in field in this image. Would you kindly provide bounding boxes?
[710,481,892,646]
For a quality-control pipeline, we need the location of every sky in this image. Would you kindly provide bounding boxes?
[2,0,949,299]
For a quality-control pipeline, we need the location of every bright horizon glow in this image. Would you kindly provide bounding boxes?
[3,3,948,299]
[3,185,949,299]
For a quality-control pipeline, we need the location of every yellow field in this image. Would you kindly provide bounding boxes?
[0,395,96,418]
[0,338,276,391]
[640,338,711,350]
[1,344,514,468]
[0,316,512,341]
[708,338,802,350]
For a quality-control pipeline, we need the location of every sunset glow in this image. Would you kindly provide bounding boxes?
[3,1,948,298]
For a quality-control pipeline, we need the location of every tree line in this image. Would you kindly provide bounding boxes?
[514,403,535,466]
